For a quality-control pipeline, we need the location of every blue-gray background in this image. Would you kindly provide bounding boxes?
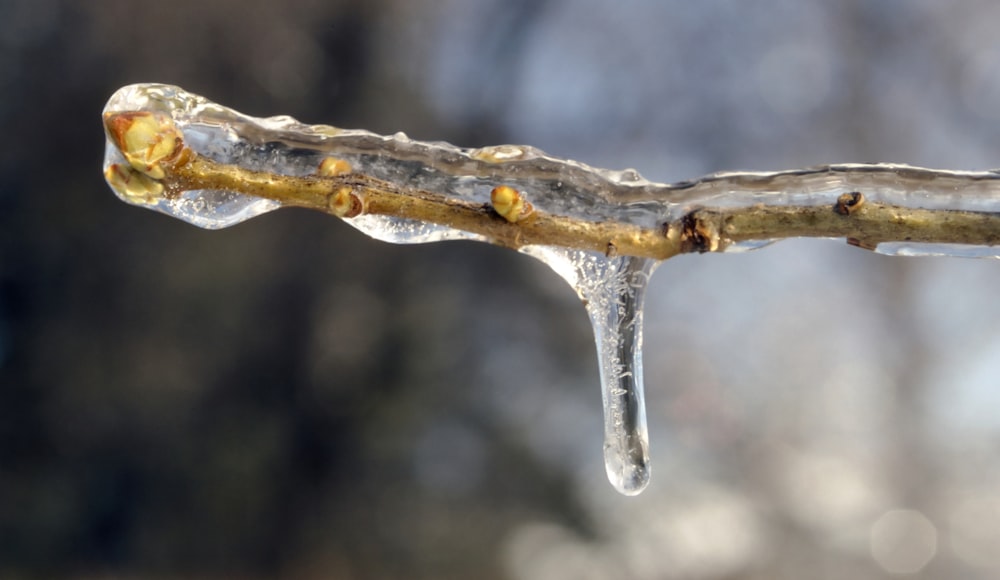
[3,0,1000,578]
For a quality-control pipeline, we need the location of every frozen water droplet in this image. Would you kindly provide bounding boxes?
[163,189,280,230]
[470,144,532,162]
[619,168,642,182]
[345,214,484,245]
[523,246,658,495]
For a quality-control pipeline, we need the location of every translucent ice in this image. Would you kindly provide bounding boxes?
[102,83,1000,495]
[875,242,1000,259]
[102,83,1000,257]
[524,247,657,495]
[101,85,680,233]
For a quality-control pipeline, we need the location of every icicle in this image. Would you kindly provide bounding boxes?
[523,247,658,495]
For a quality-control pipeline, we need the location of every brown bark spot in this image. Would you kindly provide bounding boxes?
[835,191,865,215]
[679,212,715,253]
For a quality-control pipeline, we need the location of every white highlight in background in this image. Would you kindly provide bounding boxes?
[870,509,937,574]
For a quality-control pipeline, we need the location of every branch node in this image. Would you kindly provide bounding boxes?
[834,191,865,215]
[679,210,720,253]
[329,186,363,218]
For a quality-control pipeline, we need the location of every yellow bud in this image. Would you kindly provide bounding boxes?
[105,112,183,180]
[105,163,165,205]
[317,157,352,177]
[490,185,533,223]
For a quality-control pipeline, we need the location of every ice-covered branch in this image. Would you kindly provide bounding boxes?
[102,85,1000,262]
[102,84,1000,495]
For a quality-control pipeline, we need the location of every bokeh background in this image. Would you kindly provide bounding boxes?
[4,0,1000,577]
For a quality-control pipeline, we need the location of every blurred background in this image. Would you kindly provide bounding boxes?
[4,0,1000,577]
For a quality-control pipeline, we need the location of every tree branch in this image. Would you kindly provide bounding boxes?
[102,85,1000,261]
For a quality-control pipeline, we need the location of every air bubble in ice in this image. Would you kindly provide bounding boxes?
[620,168,642,182]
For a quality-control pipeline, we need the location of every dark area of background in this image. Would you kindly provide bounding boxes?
[5,1,1000,578]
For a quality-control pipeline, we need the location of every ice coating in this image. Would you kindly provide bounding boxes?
[103,83,1000,495]
[101,83,673,234]
[103,84,1000,252]
[104,84,1000,259]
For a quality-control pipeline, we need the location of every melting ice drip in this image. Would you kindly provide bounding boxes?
[102,83,1000,495]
